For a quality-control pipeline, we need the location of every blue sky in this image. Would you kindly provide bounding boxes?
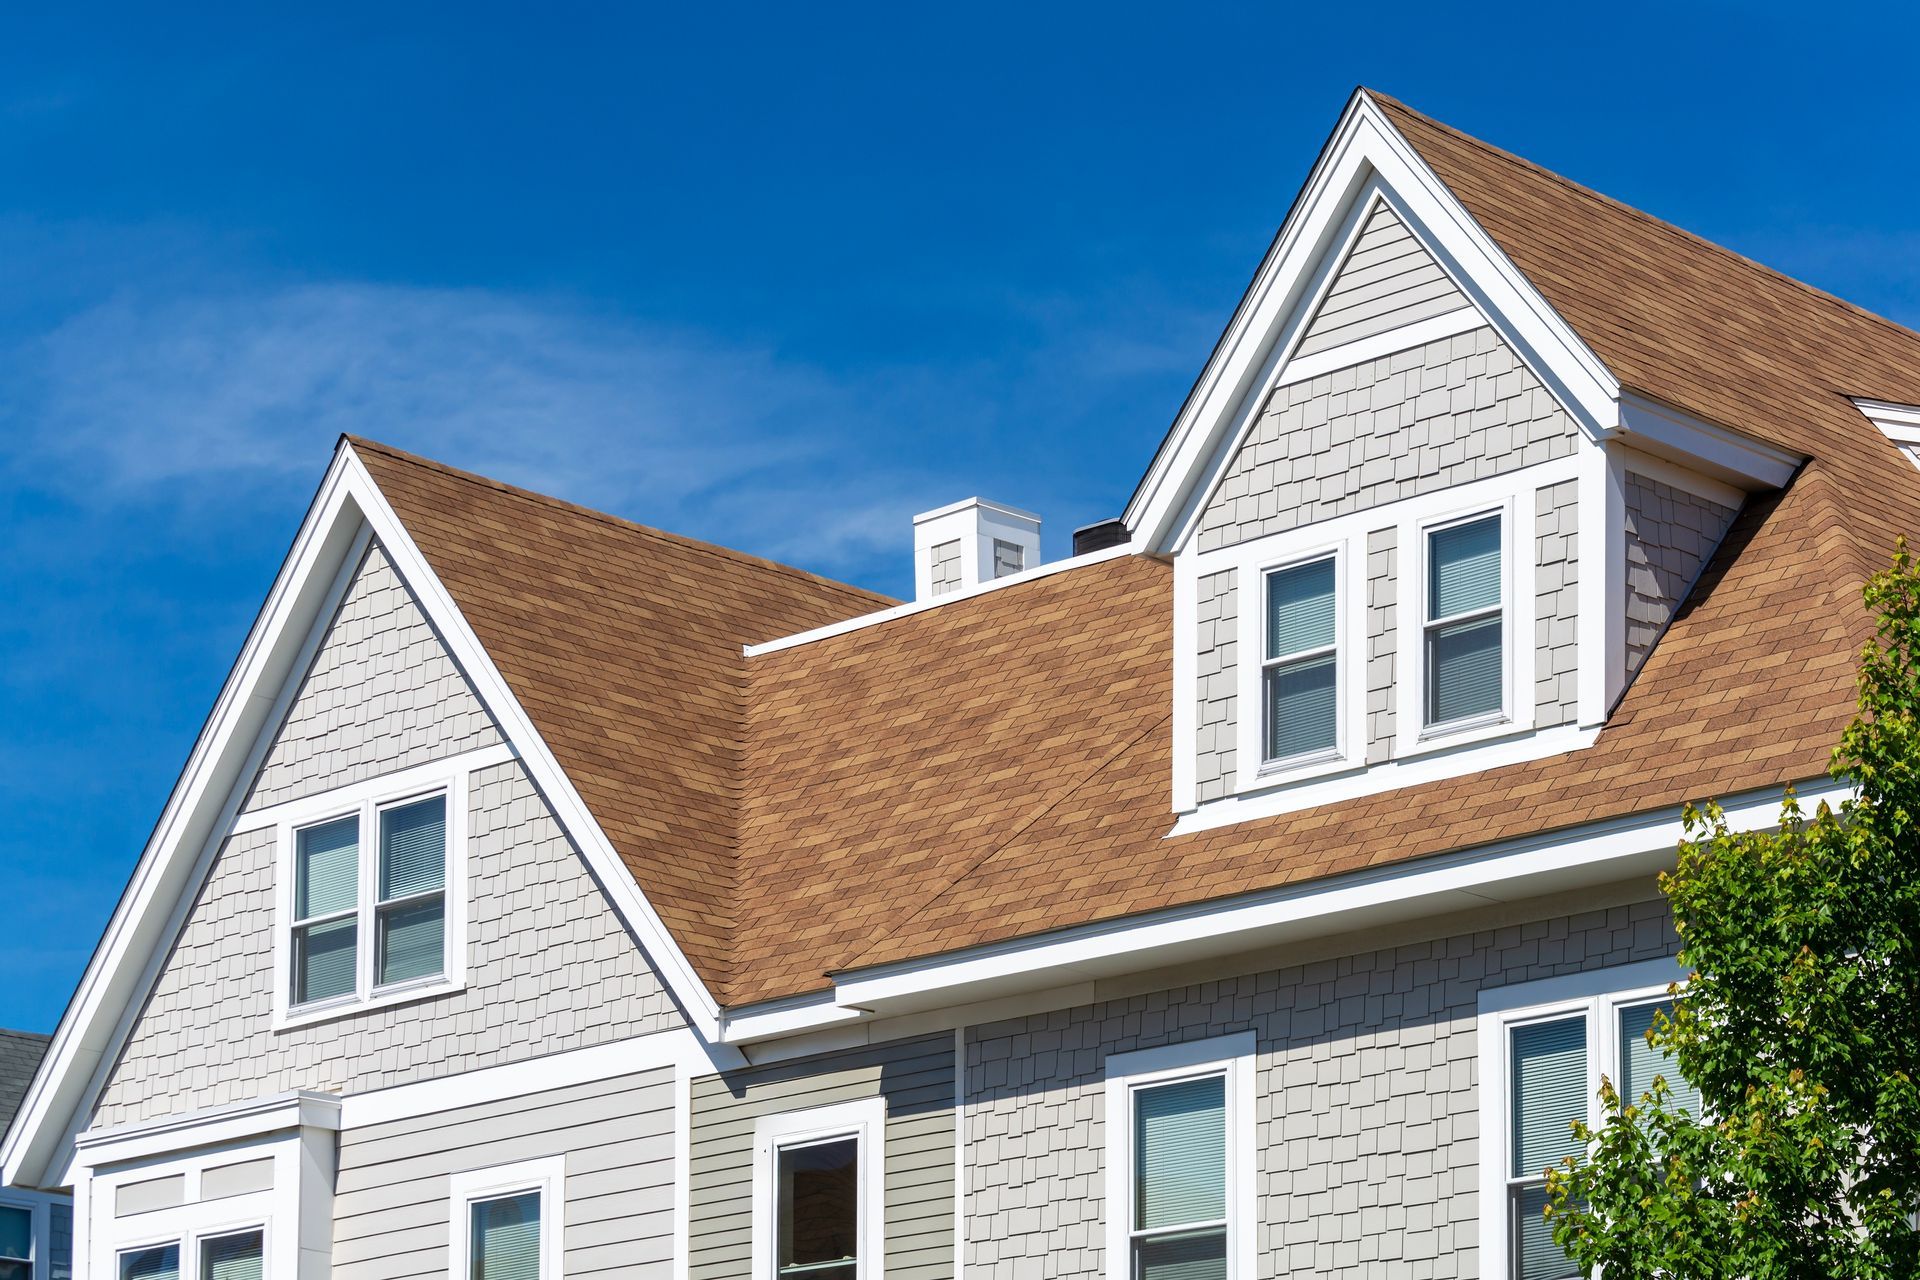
[3,1,1919,1032]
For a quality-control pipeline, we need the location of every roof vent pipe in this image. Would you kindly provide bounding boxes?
[1072,518,1129,556]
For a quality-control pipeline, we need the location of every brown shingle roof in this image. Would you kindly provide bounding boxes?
[355,92,1920,1009]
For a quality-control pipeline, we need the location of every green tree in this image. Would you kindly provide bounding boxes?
[1545,544,1920,1279]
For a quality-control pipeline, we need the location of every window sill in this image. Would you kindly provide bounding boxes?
[274,974,464,1033]
[1398,710,1531,761]
[1244,749,1360,795]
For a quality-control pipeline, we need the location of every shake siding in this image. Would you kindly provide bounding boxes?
[1534,480,1581,727]
[689,1034,956,1280]
[1193,570,1239,803]
[332,1066,677,1280]
[1293,201,1470,359]
[1624,473,1740,681]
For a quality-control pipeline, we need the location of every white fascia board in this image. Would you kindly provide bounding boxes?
[826,775,1845,1020]
[1123,90,1620,554]
[1612,392,1803,491]
[72,1091,341,1171]
[1852,398,1920,444]
[719,991,866,1046]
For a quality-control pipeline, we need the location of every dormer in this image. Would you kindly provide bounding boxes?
[1132,91,1801,827]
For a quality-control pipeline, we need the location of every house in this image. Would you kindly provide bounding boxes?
[0,1030,67,1280]
[4,85,1917,1280]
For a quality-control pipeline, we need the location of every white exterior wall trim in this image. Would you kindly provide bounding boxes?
[447,1156,566,1280]
[72,1091,341,1172]
[1612,392,1801,490]
[750,1098,888,1280]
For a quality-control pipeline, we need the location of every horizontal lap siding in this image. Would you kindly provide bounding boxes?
[1295,200,1470,358]
[333,1065,677,1280]
[690,1034,956,1280]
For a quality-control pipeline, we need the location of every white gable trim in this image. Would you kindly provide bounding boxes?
[1124,90,1619,555]
[3,442,728,1190]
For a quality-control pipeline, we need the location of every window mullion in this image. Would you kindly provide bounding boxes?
[358,798,376,1002]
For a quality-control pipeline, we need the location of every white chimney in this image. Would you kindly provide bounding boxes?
[912,498,1042,601]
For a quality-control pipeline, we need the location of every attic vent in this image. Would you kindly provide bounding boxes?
[1855,398,1920,470]
[912,498,1041,602]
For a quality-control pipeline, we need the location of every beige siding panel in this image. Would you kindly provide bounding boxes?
[689,1034,956,1280]
[332,1065,676,1280]
[1294,200,1470,358]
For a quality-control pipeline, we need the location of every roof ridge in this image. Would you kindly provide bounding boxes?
[344,435,896,612]
[1365,89,1920,363]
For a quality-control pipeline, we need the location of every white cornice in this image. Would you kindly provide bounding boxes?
[1853,397,1920,446]
[1612,392,1803,490]
[72,1091,341,1170]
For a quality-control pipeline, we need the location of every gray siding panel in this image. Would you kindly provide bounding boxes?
[1365,527,1397,761]
[1294,201,1470,359]
[50,1201,71,1280]
[243,541,502,813]
[1535,480,1581,727]
[1198,326,1579,553]
[690,1034,956,1280]
[332,1066,677,1280]
[1624,473,1739,680]
[1194,570,1239,803]
[964,898,1680,1280]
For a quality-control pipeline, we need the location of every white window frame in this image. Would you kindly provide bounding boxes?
[1102,1032,1256,1280]
[263,754,477,1030]
[1477,956,1692,1280]
[1254,544,1347,773]
[1231,535,1365,788]
[1415,502,1514,739]
[87,1154,280,1280]
[448,1157,565,1280]
[0,1190,51,1280]
[751,1098,886,1280]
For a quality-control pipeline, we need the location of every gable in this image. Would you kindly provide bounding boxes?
[242,541,502,812]
[1294,200,1469,358]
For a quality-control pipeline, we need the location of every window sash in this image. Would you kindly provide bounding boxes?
[469,1190,542,1280]
[1424,513,1505,728]
[1261,556,1339,765]
[118,1244,180,1280]
[1130,1073,1229,1252]
[199,1230,263,1280]
[1618,1000,1700,1117]
[775,1134,861,1278]
[0,1205,30,1264]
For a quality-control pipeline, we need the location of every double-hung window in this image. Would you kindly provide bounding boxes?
[116,1229,262,1280]
[1424,512,1505,729]
[0,1205,30,1280]
[285,786,452,1018]
[449,1158,563,1280]
[753,1100,884,1280]
[1262,557,1339,764]
[1485,962,1696,1280]
[1105,1033,1253,1280]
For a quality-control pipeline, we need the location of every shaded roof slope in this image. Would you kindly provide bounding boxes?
[353,440,892,990]
[0,1030,49,1138]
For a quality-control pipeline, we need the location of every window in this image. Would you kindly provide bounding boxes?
[991,538,1025,579]
[753,1100,884,1280]
[449,1159,563,1280]
[1262,556,1339,763]
[198,1231,262,1280]
[1104,1033,1254,1280]
[283,787,451,1016]
[118,1246,179,1280]
[1424,512,1504,728]
[0,1206,28,1280]
[1480,959,1695,1280]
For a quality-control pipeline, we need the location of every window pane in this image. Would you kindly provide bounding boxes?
[0,1263,26,1280]
[1429,515,1501,619]
[1134,1075,1226,1231]
[200,1231,263,1280]
[1620,1001,1700,1117]
[1266,558,1336,658]
[470,1190,541,1280]
[1510,1184,1577,1280]
[1512,1017,1587,1177]
[378,894,446,985]
[293,916,357,1004]
[295,814,359,919]
[778,1138,859,1274]
[1133,1226,1228,1280]
[1427,615,1503,724]
[380,796,446,900]
[119,1245,180,1280]
[1264,654,1337,760]
[0,1206,28,1261]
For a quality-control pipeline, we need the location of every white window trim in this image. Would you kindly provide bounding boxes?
[0,1189,52,1280]
[448,1156,566,1280]
[1406,497,1519,746]
[751,1098,886,1280]
[268,755,478,1031]
[1102,1032,1256,1280]
[1235,537,1361,784]
[1477,956,1691,1280]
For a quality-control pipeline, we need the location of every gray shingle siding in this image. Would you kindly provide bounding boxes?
[1365,527,1397,761]
[332,1066,677,1280]
[1624,473,1739,681]
[1295,201,1471,359]
[242,541,501,813]
[1194,570,1239,803]
[1197,326,1579,553]
[1534,480,1581,727]
[689,1034,956,1280]
[962,897,1678,1279]
[91,759,681,1126]
[931,540,963,596]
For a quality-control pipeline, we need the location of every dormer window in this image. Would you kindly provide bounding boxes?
[1262,556,1339,763]
[1423,512,1505,730]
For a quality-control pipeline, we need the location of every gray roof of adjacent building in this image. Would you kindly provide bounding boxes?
[0,1030,51,1139]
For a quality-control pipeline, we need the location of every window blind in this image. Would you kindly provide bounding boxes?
[1265,654,1337,759]
[1429,516,1501,618]
[1266,559,1336,658]
[1134,1227,1228,1280]
[1509,1183,1576,1280]
[1134,1075,1226,1230]
[470,1191,541,1280]
[379,796,445,900]
[1511,1017,1586,1177]
[296,815,359,919]
[1620,1002,1700,1117]
[119,1245,180,1280]
[1427,615,1503,723]
[294,915,357,1004]
[200,1231,263,1280]
[379,897,446,986]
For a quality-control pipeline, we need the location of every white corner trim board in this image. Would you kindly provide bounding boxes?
[3,440,736,1191]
